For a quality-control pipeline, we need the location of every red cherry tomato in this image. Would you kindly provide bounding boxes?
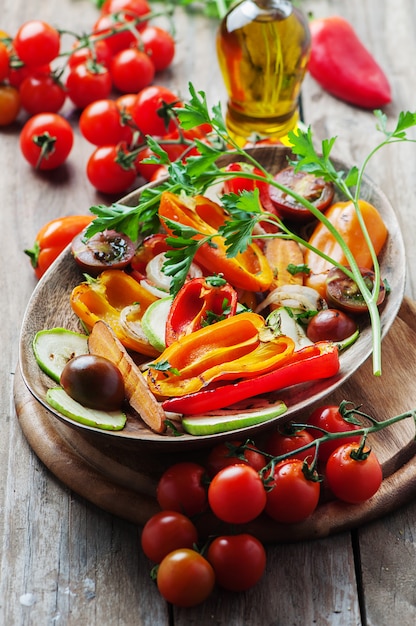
[131,85,181,136]
[110,47,155,93]
[101,0,151,20]
[325,443,383,504]
[306,308,358,343]
[8,62,51,88]
[86,144,137,194]
[68,39,112,70]
[19,72,66,115]
[92,14,138,56]
[206,440,266,478]
[157,549,215,608]
[79,99,133,146]
[208,464,266,524]
[140,25,175,71]
[264,459,320,523]
[140,510,198,563]
[268,166,335,222]
[20,113,73,170]
[306,405,362,464]
[265,428,316,462]
[13,20,60,67]
[156,462,208,517]
[66,62,112,110]
[207,534,266,592]
[0,42,9,82]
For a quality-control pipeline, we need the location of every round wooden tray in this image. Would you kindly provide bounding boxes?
[14,298,416,543]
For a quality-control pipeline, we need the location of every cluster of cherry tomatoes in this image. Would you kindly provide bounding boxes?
[141,403,383,607]
[0,0,188,190]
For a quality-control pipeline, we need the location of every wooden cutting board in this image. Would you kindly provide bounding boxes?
[14,298,416,543]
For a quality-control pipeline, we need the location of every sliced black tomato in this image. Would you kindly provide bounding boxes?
[306,309,358,343]
[325,266,386,314]
[71,229,136,275]
[268,166,335,222]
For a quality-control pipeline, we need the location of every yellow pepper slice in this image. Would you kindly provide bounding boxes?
[70,269,159,356]
[147,312,295,397]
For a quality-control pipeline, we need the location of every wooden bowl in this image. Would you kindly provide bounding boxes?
[18,146,406,450]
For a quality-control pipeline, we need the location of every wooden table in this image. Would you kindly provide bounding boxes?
[3,0,416,624]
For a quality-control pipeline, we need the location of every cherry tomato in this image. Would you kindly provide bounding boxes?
[157,549,215,608]
[268,166,335,222]
[206,440,266,478]
[140,25,175,71]
[140,510,198,563]
[25,215,95,279]
[325,443,383,504]
[110,47,155,93]
[60,354,125,411]
[71,229,136,275]
[13,20,60,68]
[223,162,268,195]
[92,14,138,56]
[0,42,9,82]
[79,99,133,146]
[206,534,266,592]
[66,62,112,110]
[306,308,358,342]
[116,92,138,117]
[20,113,74,170]
[8,63,51,88]
[19,72,66,115]
[68,39,113,71]
[101,0,151,21]
[131,85,181,136]
[157,462,208,517]
[86,144,137,194]
[306,405,362,465]
[325,266,386,314]
[264,459,320,523]
[208,464,266,524]
[265,427,316,463]
[0,85,20,126]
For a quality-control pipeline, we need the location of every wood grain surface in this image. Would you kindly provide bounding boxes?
[3,1,416,625]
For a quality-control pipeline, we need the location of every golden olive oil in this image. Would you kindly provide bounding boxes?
[216,0,311,143]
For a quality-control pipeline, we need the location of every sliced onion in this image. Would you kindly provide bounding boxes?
[145,252,204,294]
[256,284,324,314]
[140,279,170,299]
[119,304,151,344]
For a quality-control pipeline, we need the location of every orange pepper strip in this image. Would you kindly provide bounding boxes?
[147,312,295,397]
[70,269,159,356]
[304,199,388,297]
[158,191,273,292]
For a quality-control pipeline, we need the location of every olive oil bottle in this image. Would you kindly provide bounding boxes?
[216,0,311,143]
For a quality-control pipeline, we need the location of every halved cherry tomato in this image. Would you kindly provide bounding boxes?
[25,215,95,279]
[306,308,358,342]
[268,166,335,222]
[325,266,386,314]
[71,229,136,275]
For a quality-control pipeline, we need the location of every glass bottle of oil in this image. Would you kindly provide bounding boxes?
[216,0,311,144]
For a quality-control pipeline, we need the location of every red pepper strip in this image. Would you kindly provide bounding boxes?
[308,16,391,109]
[162,342,340,415]
[165,276,238,346]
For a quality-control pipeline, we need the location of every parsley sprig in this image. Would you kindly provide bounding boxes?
[84,82,416,376]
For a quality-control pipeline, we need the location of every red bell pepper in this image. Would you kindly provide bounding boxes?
[162,341,340,415]
[308,16,391,109]
[165,275,238,345]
